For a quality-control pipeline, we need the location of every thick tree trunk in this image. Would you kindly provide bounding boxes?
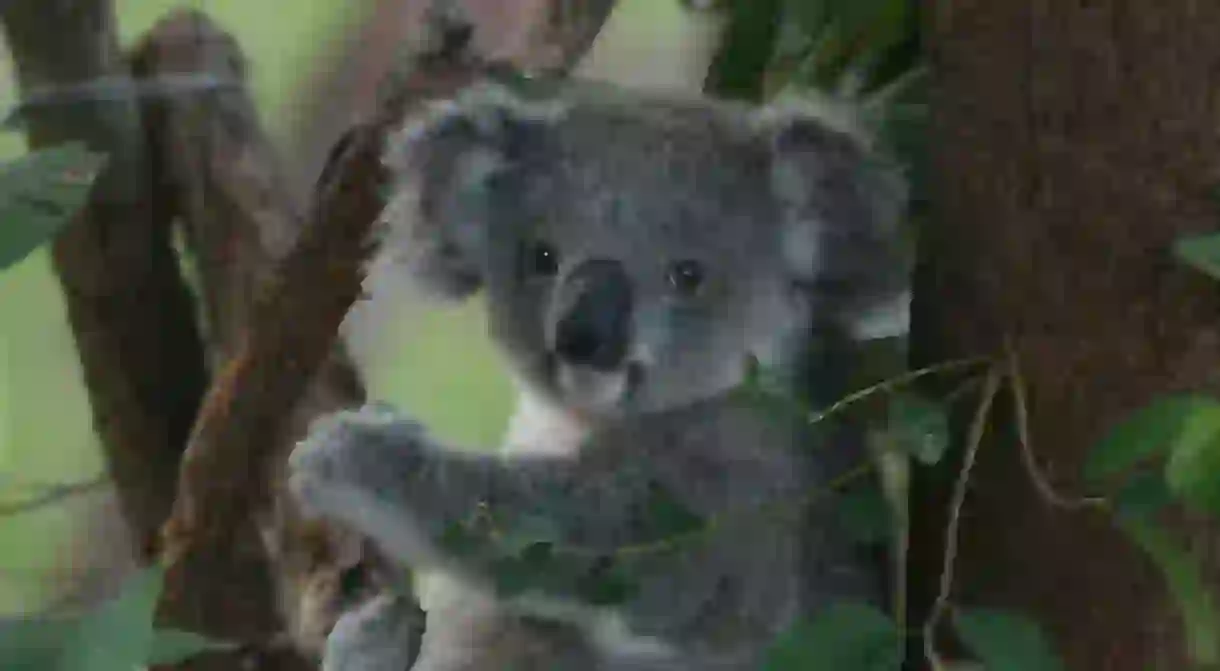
[0,0,208,559]
[910,1,1220,669]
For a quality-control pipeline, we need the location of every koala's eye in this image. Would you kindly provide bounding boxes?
[530,241,560,277]
[667,259,705,296]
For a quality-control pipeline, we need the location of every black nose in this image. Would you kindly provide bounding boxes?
[554,259,633,371]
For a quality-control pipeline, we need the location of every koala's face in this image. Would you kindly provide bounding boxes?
[378,80,907,417]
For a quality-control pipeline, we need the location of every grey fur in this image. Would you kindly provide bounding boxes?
[294,77,907,670]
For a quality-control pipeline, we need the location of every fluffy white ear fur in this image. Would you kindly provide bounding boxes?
[754,94,911,342]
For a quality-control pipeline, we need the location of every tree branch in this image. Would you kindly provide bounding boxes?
[126,12,368,669]
[0,0,209,558]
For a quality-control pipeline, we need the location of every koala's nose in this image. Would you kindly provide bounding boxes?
[554,259,633,371]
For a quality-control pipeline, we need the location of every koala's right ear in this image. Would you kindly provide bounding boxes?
[371,80,567,301]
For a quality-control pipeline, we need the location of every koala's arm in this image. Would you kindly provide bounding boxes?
[288,403,616,577]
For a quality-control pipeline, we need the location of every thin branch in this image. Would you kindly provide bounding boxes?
[807,357,990,426]
[923,364,1003,669]
[128,12,364,668]
[0,475,109,517]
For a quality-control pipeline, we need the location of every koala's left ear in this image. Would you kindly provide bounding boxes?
[758,104,911,341]
[370,79,567,302]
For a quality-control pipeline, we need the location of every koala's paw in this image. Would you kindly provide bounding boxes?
[322,591,421,671]
[288,403,438,562]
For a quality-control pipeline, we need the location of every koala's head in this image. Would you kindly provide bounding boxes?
[374,79,907,418]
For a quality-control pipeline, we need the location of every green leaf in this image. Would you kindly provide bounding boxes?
[787,0,829,35]
[489,554,539,599]
[0,615,77,671]
[1082,394,1220,485]
[827,0,911,57]
[62,565,165,671]
[437,520,483,558]
[0,568,229,670]
[489,540,562,599]
[762,602,902,671]
[496,512,564,557]
[0,142,106,272]
[952,608,1064,671]
[1162,397,1220,514]
[706,0,784,101]
[1117,517,1220,665]
[145,629,239,665]
[835,481,893,545]
[643,482,706,538]
[784,0,914,94]
[1111,469,1174,520]
[1174,232,1220,281]
[886,391,950,466]
[574,556,640,607]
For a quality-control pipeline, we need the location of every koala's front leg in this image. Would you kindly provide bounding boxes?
[288,403,578,573]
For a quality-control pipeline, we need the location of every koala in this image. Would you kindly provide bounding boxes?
[289,75,909,671]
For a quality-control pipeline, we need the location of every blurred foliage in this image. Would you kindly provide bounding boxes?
[951,608,1063,671]
[0,565,234,670]
[1080,391,1220,667]
[0,0,375,614]
[0,143,105,272]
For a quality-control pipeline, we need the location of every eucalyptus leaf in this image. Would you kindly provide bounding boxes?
[60,565,165,671]
[952,608,1064,671]
[0,142,106,272]
[1117,517,1220,665]
[835,481,893,545]
[762,601,902,671]
[1111,469,1174,520]
[0,615,77,671]
[643,482,706,538]
[826,0,911,57]
[496,512,564,557]
[706,0,784,101]
[437,520,483,559]
[145,628,239,665]
[573,556,639,607]
[1162,397,1220,514]
[489,554,539,599]
[1174,232,1220,281]
[1082,394,1220,485]
[886,391,950,466]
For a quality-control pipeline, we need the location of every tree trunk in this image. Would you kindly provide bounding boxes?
[910,1,1220,669]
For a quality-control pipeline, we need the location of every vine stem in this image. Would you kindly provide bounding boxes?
[807,356,990,426]
[1005,342,1107,511]
[923,363,1003,669]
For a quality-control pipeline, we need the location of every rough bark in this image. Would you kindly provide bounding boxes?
[127,13,367,669]
[129,10,365,433]
[0,0,208,558]
[909,1,1220,669]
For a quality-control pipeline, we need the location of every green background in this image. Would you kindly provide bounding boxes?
[0,0,513,613]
